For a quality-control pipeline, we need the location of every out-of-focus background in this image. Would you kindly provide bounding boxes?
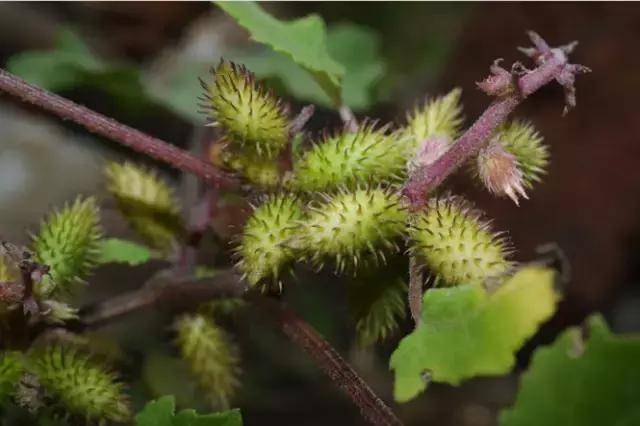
[0,3,639,425]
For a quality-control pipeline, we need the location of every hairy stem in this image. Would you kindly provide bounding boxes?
[408,256,424,327]
[72,272,402,425]
[0,69,237,188]
[403,32,589,208]
[261,298,403,426]
[76,270,246,329]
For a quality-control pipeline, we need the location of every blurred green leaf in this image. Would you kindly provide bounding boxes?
[135,395,242,426]
[216,1,345,106]
[142,353,203,410]
[97,238,153,266]
[236,22,386,111]
[145,62,211,122]
[7,29,102,90]
[500,314,640,426]
[390,266,559,402]
[7,29,154,115]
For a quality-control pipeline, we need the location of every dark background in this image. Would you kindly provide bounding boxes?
[0,3,639,425]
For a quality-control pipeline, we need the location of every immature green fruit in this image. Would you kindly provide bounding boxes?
[475,120,548,205]
[404,88,463,152]
[0,351,24,403]
[409,196,513,287]
[29,345,130,422]
[477,140,528,205]
[0,255,17,282]
[496,120,549,189]
[105,162,184,252]
[41,300,78,324]
[298,187,407,273]
[33,197,102,297]
[351,278,407,347]
[174,313,241,408]
[222,150,281,189]
[235,195,304,289]
[201,60,290,158]
[290,122,409,192]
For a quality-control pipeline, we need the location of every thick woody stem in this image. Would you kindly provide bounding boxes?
[0,69,238,188]
[403,31,589,208]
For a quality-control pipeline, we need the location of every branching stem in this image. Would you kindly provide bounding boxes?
[403,31,590,208]
[0,69,238,188]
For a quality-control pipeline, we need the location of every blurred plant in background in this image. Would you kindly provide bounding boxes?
[0,2,638,426]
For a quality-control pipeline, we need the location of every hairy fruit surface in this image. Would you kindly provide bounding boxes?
[235,195,305,289]
[495,120,549,189]
[0,351,24,403]
[105,162,184,252]
[409,196,513,287]
[201,60,290,158]
[298,187,407,273]
[174,313,241,408]
[33,197,102,297]
[404,88,463,153]
[29,345,130,422]
[291,122,409,192]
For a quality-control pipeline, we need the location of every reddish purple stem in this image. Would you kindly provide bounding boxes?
[0,69,238,189]
[403,31,590,208]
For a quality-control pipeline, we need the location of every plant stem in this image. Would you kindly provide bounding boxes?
[72,272,402,425]
[76,269,246,329]
[408,256,424,327]
[261,298,403,426]
[0,69,237,188]
[403,32,589,208]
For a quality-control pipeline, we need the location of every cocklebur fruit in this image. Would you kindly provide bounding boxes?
[404,88,463,151]
[40,300,78,324]
[290,122,409,192]
[201,60,290,158]
[475,120,548,205]
[174,313,241,408]
[351,278,407,347]
[0,254,17,283]
[33,197,102,297]
[235,194,304,289]
[409,196,513,287]
[105,162,184,252]
[477,140,528,205]
[221,149,281,189]
[29,345,130,422]
[297,186,407,273]
[496,120,549,189]
[0,351,24,403]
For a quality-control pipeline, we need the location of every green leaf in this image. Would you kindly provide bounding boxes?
[7,28,156,115]
[236,23,385,111]
[390,266,559,402]
[7,29,103,90]
[97,238,152,266]
[499,314,640,426]
[135,395,242,426]
[325,23,385,110]
[135,396,176,426]
[216,1,345,106]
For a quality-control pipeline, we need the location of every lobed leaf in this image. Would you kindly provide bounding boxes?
[390,266,559,402]
[217,1,345,105]
[499,314,640,426]
[135,395,242,426]
[97,238,153,266]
